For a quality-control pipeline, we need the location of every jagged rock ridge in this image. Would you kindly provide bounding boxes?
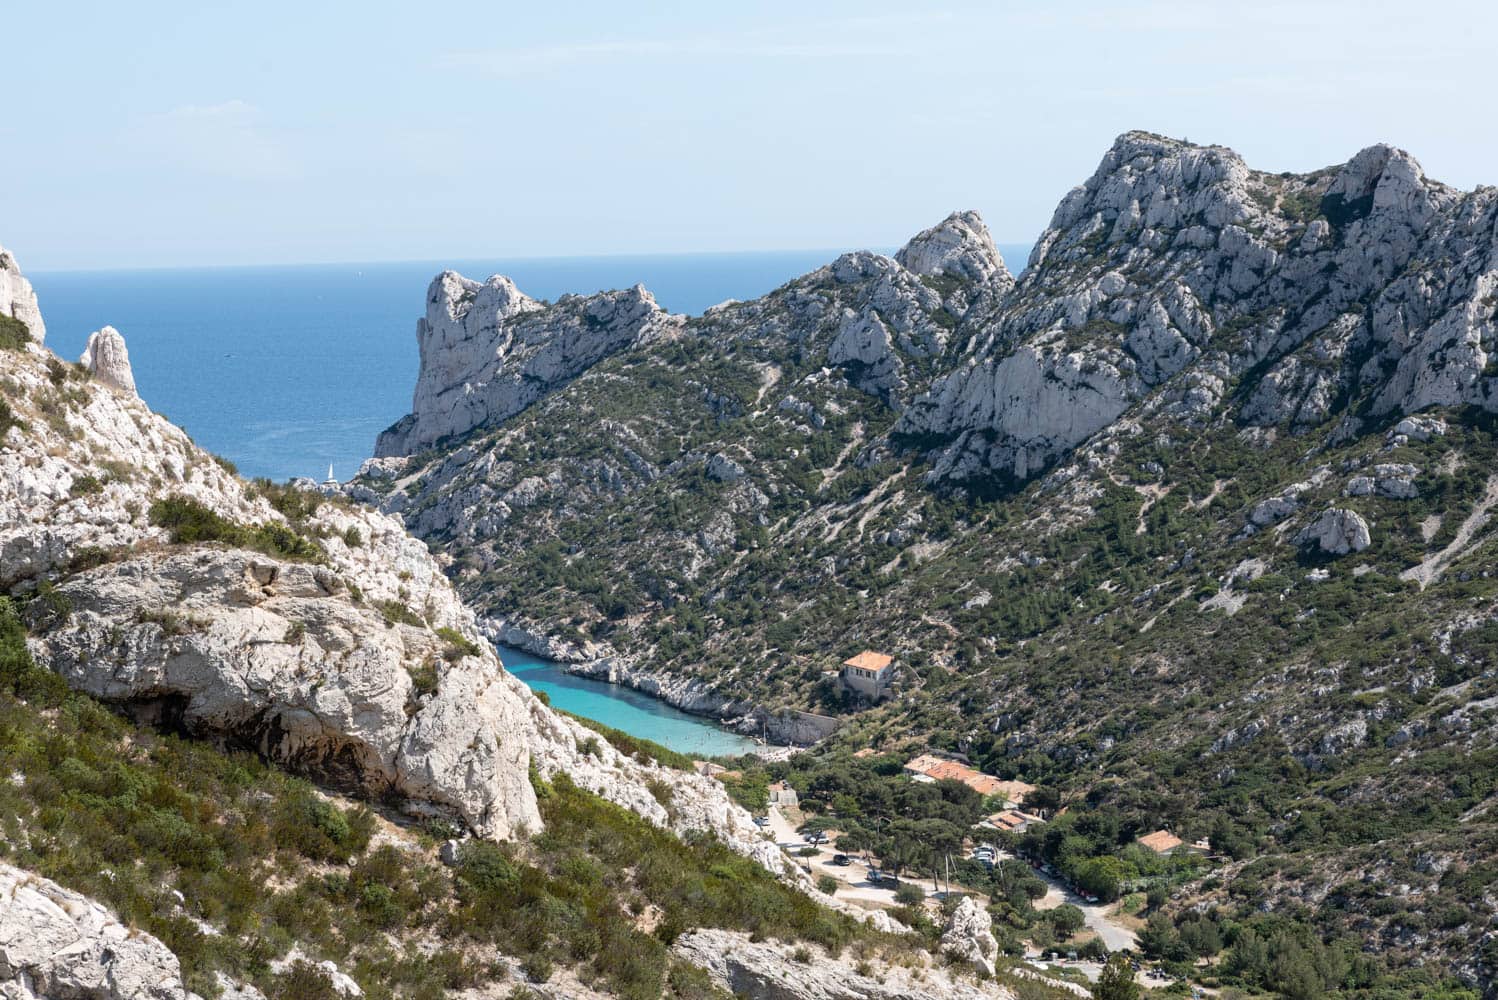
[897,131,1498,485]
[375,274,681,456]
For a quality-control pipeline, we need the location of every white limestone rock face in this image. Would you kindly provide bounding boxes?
[0,862,200,1000]
[78,325,137,394]
[33,548,543,838]
[375,274,680,456]
[941,895,1000,978]
[895,210,1015,303]
[898,130,1498,487]
[1295,508,1372,555]
[0,245,44,344]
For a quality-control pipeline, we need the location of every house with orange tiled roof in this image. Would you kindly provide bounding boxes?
[840,650,895,701]
[990,779,1037,807]
[982,809,1044,834]
[903,753,1011,798]
[1137,830,1184,854]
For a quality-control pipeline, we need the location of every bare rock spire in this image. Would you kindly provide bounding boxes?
[79,325,137,395]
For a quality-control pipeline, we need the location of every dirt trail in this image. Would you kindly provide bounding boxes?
[1402,475,1498,589]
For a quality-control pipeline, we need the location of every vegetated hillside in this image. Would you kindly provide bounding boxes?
[361,132,1498,994]
[0,259,1036,1000]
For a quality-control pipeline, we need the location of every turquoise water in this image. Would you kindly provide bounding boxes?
[28,245,1030,482]
[496,644,757,758]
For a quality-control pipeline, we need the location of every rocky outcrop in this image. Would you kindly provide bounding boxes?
[375,274,679,456]
[897,211,1013,291]
[32,547,544,839]
[78,325,136,394]
[0,245,44,344]
[1294,508,1372,555]
[898,131,1498,487]
[673,928,1011,1000]
[941,896,1000,978]
[0,862,200,1000]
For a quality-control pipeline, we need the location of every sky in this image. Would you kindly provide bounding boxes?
[4,0,1496,271]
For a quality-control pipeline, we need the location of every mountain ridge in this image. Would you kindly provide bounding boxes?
[355,130,1498,993]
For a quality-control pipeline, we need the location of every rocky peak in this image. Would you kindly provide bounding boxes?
[898,131,1498,487]
[376,272,677,456]
[78,325,137,395]
[0,244,45,344]
[895,209,1013,291]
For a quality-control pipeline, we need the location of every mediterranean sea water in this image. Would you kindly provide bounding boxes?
[495,644,757,758]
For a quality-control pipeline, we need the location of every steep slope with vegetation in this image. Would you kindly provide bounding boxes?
[0,254,1028,1000]
[360,133,1498,995]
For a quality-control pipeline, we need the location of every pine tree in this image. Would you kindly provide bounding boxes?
[1092,954,1139,1000]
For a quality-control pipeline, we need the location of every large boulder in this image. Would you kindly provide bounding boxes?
[1294,508,1372,555]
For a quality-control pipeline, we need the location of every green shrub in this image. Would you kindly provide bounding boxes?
[148,495,324,562]
[407,659,439,697]
[436,626,480,660]
[0,398,22,440]
[378,600,425,628]
[0,314,31,350]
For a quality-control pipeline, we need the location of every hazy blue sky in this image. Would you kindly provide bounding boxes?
[5,1,1494,270]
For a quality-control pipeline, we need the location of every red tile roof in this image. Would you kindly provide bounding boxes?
[1138,830,1184,854]
[843,651,894,672]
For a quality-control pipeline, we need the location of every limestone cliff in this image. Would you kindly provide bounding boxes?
[896,131,1498,485]
[375,275,681,456]
[0,245,44,344]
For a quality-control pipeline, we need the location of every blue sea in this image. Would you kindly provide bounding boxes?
[30,245,1031,482]
[496,645,758,758]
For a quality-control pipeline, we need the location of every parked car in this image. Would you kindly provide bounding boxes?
[752,816,769,827]
[803,831,827,845]
[831,853,851,866]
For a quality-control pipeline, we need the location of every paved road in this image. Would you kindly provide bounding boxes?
[1030,863,1139,953]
